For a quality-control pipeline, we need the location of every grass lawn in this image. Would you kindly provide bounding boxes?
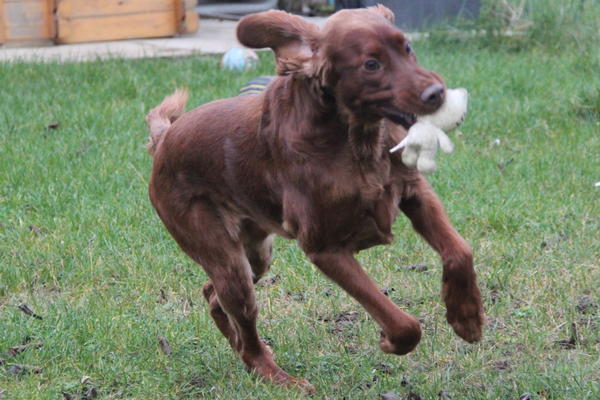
[1,39,598,399]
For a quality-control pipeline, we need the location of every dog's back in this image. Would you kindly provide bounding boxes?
[145,6,484,393]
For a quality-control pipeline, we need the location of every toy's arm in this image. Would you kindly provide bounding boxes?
[390,123,454,174]
[437,130,454,154]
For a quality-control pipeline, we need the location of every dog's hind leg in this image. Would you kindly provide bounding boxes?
[240,219,274,284]
[164,201,314,393]
[202,281,240,351]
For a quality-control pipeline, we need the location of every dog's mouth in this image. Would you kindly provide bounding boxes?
[380,106,417,129]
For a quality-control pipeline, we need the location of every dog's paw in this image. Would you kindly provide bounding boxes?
[293,378,316,395]
[378,324,421,355]
[445,288,485,343]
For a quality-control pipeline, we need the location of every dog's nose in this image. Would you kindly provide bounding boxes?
[420,84,445,107]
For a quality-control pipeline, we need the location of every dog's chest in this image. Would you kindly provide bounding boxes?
[287,155,400,251]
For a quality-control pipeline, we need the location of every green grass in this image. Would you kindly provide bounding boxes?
[1,40,599,399]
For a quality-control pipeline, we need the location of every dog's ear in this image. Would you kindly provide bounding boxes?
[367,5,395,24]
[237,10,321,76]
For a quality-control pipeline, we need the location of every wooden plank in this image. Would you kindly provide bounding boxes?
[0,0,6,44]
[57,0,175,18]
[182,9,198,34]
[174,0,185,33]
[56,10,178,44]
[3,0,53,42]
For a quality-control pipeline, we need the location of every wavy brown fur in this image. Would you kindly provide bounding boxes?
[145,5,484,393]
[146,89,188,155]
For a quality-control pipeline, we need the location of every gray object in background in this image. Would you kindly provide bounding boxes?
[336,0,480,30]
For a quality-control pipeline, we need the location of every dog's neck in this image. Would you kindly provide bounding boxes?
[347,120,385,162]
[261,75,385,163]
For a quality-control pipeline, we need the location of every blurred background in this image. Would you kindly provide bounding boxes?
[0,0,480,46]
[197,0,480,30]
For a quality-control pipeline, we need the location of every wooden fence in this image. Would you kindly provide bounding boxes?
[0,0,198,46]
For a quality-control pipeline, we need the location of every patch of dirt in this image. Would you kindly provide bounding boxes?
[318,311,362,339]
[493,360,510,371]
[576,295,597,314]
[396,264,428,272]
[489,288,500,304]
[257,274,280,287]
[540,232,567,250]
[286,291,306,302]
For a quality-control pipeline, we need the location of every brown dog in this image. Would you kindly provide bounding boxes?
[146,5,484,392]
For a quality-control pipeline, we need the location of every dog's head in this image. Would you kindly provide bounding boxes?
[237,6,445,128]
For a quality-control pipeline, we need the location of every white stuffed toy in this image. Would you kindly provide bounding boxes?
[390,88,469,174]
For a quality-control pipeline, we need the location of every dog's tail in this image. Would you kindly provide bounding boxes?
[146,89,189,156]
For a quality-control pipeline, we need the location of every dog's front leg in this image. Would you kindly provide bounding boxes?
[308,251,422,355]
[400,177,485,343]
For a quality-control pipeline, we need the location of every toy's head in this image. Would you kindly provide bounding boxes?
[418,88,468,131]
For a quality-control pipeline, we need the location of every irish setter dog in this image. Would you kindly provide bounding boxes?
[146,5,484,392]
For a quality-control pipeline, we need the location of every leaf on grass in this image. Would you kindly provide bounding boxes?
[396,264,428,272]
[556,322,579,349]
[381,392,402,400]
[181,297,193,315]
[540,233,567,249]
[261,336,274,347]
[83,386,98,399]
[335,311,360,324]
[497,158,514,173]
[257,274,280,287]
[493,360,510,371]
[286,291,306,302]
[28,225,43,236]
[407,392,424,400]
[158,289,168,304]
[374,361,393,375]
[158,336,172,356]
[6,342,43,357]
[179,375,207,394]
[46,121,60,130]
[7,364,42,375]
[519,394,532,400]
[188,376,206,388]
[17,304,43,320]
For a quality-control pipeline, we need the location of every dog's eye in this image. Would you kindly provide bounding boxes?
[405,43,412,54]
[364,59,380,71]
